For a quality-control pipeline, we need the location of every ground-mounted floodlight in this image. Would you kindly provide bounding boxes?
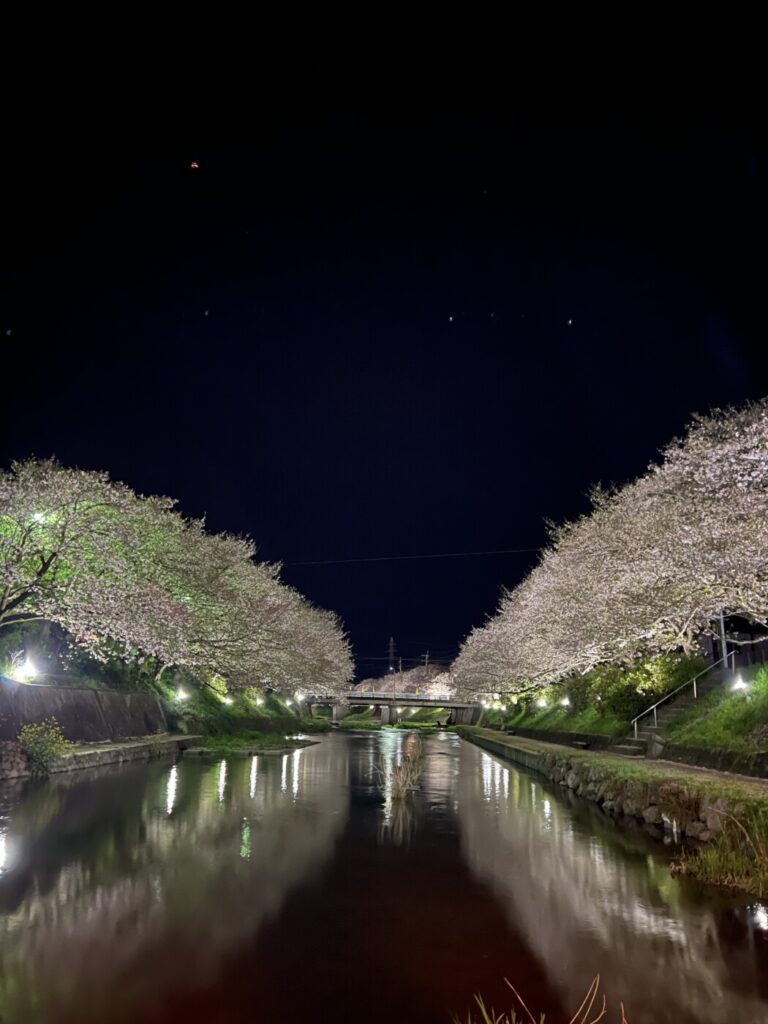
[12,657,38,683]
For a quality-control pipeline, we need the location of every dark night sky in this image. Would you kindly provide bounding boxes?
[2,37,766,676]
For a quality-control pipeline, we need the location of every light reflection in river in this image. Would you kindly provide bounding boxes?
[292,748,302,800]
[249,754,257,798]
[0,743,350,1024]
[456,742,768,1024]
[166,764,178,816]
[217,758,227,803]
[1,733,768,1024]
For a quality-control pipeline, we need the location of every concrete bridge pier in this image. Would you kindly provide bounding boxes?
[332,704,351,723]
[449,706,481,726]
[379,705,400,725]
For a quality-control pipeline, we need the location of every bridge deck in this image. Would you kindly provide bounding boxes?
[308,693,478,709]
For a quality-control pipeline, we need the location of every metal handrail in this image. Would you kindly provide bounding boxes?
[631,651,735,738]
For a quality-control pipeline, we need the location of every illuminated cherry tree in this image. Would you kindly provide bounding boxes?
[0,459,192,664]
[454,399,768,696]
[0,458,354,693]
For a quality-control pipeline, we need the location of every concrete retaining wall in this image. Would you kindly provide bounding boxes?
[658,742,768,778]
[1,735,198,779]
[509,726,615,750]
[0,678,166,742]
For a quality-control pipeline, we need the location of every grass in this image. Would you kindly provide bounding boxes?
[671,804,768,896]
[339,715,382,730]
[661,665,768,751]
[502,704,628,737]
[391,734,425,799]
[394,719,442,731]
[455,976,627,1024]
[196,730,309,753]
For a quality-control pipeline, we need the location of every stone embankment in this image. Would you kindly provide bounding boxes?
[539,749,727,840]
[458,727,768,843]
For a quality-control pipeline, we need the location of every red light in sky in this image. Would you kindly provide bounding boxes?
[190,161,199,169]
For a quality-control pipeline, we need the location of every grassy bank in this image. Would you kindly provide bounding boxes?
[501,704,627,737]
[457,725,768,897]
[339,707,382,730]
[661,665,768,751]
[187,730,319,756]
[482,654,706,739]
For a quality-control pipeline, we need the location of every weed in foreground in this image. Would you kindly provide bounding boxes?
[455,976,628,1024]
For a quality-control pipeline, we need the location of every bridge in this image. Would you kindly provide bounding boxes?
[305,692,482,726]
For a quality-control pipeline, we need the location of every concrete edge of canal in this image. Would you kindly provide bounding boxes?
[456,725,768,848]
[0,734,204,779]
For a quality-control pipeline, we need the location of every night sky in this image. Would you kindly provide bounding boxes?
[2,38,765,677]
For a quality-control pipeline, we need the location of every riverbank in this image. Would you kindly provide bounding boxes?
[0,728,321,780]
[184,731,320,757]
[0,733,204,779]
[456,725,768,896]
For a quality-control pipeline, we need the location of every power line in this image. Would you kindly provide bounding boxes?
[285,547,539,567]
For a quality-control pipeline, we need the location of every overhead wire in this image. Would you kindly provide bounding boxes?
[285,547,539,567]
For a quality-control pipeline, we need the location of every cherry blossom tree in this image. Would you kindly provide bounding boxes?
[454,399,768,697]
[0,458,354,694]
[0,459,191,664]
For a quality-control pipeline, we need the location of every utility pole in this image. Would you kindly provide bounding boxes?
[719,609,730,671]
[424,651,429,668]
[388,636,395,674]
[398,656,402,698]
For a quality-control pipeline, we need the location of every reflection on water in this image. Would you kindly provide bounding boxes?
[0,742,349,1023]
[1,732,768,1023]
[458,744,768,1024]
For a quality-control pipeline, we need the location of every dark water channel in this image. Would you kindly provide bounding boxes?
[2,731,768,1023]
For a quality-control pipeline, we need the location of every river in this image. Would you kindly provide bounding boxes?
[1,731,768,1023]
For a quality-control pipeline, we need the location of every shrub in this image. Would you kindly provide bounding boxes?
[18,717,73,777]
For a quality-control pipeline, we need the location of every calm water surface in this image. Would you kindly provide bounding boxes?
[2,731,768,1023]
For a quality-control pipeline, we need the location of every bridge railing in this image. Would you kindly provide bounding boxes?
[344,691,454,702]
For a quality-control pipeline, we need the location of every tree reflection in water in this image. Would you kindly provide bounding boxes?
[0,743,349,1024]
[2,734,768,1024]
[456,745,768,1024]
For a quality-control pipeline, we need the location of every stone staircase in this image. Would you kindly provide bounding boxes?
[608,670,726,758]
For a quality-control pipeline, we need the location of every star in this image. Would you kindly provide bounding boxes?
[190,161,199,170]
[567,319,573,325]
[448,315,453,322]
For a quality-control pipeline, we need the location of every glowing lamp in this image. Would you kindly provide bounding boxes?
[560,697,570,707]
[536,698,547,709]
[731,676,749,693]
[12,658,37,683]
[176,688,189,700]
